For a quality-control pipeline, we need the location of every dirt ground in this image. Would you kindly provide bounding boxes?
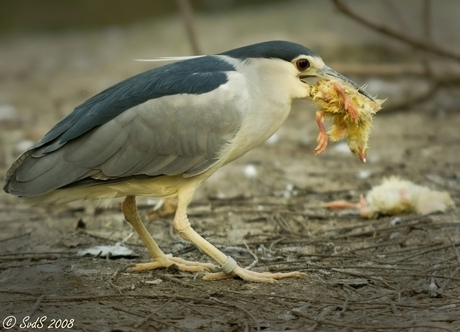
[1,1,460,331]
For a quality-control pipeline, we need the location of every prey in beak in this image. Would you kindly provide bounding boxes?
[303,66,383,163]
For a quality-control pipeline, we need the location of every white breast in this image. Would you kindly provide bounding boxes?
[220,56,309,163]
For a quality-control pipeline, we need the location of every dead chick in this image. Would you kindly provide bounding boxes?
[325,176,455,219]
[309,80,383,162]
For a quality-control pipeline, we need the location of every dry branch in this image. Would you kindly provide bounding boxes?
[331,0,460,112]
[330,63,425,77]
[176,0,202,55]
[291,309,454,331]
[332,0,460,61]
[383,75,460,112]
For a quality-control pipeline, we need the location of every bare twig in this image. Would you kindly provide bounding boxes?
[331,268,394,289]
[330,63,425,77]
[422,0,432,42]
[345,308,391,323]
[176,0,202,55]
[332,0,460,61]
[0,251,66,257]
[135,296,176,328]
[111,304,188,331]
[391,241,460,264]
[438,236,460,294]
[291,309,454,331]
[0,254,60,261]
[309,307,331,330]
[269,236,286,251]
[421,0,434,76]
[383,0,409,32]
[0,232,32,243]
[439,267,460,294]
[382,80,441,112]
[211,297,260,332]
[38,293,211,304]
[109,264,135,294]
[243,242,259,270]
[29,294,45,316]
[340,295,349,315]
[331,215,432,239]
[80,229,144,247]
[180,302,210,318]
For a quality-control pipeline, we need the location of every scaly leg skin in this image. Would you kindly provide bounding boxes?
[333,82,359,125]
[174,189,303,283]
[314,110,328,155]
[121,196,215,273]
[203,266,302,282]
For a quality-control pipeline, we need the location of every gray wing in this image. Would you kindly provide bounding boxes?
[30,55,235,148]
[5,86,243,197]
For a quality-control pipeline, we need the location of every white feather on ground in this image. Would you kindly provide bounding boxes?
[78,244,137,258]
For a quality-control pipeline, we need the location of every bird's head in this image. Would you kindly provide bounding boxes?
[223,40,374,102]
[223,41,380,163]
[293,55,375,102]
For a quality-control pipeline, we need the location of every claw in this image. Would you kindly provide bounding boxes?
[358,147,367,163]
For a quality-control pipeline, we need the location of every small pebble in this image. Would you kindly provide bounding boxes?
[244,164,258,178]
[357,169,372,179]
[390,217,402,226]
[278,312,297,321]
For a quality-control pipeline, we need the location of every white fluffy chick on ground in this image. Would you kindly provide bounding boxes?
[325,176,455,219]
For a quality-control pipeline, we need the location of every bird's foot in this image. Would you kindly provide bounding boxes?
[315,131,328,155]
[203,265,303,283]
[325,195,373,218]
[127,254,216,273]
[314,111,328,155]
[333,82,359,125]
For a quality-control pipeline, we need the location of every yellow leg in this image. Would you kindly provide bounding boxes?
[121,196,215,272]
[173,190,303,283]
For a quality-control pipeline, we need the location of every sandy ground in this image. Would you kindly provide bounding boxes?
[1,1,460,331]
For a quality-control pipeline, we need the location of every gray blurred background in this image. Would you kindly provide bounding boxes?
[1,2,460,331]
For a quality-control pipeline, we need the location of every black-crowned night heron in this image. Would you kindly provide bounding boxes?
[4,40,373,283]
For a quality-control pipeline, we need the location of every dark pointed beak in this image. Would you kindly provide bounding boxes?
[316,66,375,102]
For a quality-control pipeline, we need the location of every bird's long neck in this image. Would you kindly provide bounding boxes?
[219,56,307,164]
[223,97,292,164]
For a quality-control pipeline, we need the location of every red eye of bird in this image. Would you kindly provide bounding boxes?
[296,59,310,71]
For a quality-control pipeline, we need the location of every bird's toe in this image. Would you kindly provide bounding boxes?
[127,256,216,273]
[203,266,303,283]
